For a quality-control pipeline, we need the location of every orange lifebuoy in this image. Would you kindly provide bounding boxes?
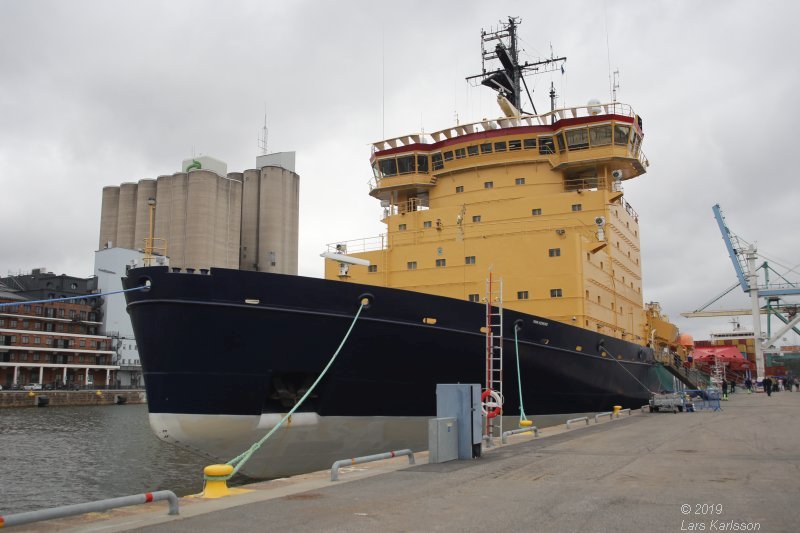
[481,389,503,418]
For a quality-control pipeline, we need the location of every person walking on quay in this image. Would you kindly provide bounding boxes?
[763,377,773,397]
[722,379,729,400]
[745,377,752,393]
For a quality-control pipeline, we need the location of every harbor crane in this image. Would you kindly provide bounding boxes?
[694,204,800,380]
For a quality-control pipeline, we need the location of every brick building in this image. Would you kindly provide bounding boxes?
[0,275,118,389]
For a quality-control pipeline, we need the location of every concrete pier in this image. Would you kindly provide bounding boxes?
[12,391,800,532]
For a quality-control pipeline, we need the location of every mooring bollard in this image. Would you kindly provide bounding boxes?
[331,449,415,481]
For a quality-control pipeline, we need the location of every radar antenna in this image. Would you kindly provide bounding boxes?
[466,16,566,116]
[258,107,269,156]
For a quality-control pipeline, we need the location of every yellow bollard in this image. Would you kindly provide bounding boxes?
[201,464,234,498]
[95,390,102,397]
[613,405,622,416]
[28,390,35,397]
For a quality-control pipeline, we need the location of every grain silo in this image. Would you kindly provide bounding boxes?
[153,175,173,259]
[239,169,261,270]
[133,179,157,251]
[116,182,138,250]
[167,172,188,268]
[214,173,243,268]
[98,186,120,249]
[257,165,300,274]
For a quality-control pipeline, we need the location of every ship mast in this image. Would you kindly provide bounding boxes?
[466,16,566,116]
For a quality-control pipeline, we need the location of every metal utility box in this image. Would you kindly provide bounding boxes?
[435,384,482,459]
[428,417,458,464]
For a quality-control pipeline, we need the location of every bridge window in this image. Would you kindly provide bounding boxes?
[539,136,555,154]
[523,138,537,149]
[378,158,397,177]
[407,261,417,270]
[455,148,466,159]
[468,294,480,303]
[417,154,429,173]
[465,256,476,265]
[397,155,415,174]
[517,291,529,300]
[556,132,566,153]
[472,215,481,222]
[436,259,446,267]
[467,145,479,156]
[494,141,507,152]
[398,224,407,231]
[571,204,582,212]
[455,186,464,193]
[444,151,454,162]
[566,128,589,150]
[531,208,542,216]
[550,288,563,298]
[484,181,493,189]
[431,153,443,170]
[368,265,378,273]
[480,143,493,154]
[423,221,432,228]
[589,125,612,146]
[549,248,561,257]
[509,139,522,151]
[515,178,525,185]
[614,125,630,145]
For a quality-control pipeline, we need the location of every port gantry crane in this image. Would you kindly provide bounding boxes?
[684,204,800,380]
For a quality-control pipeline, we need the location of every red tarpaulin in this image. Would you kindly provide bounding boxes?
[693,346,751,371]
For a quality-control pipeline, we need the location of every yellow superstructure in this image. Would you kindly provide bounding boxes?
[325,102,671,347]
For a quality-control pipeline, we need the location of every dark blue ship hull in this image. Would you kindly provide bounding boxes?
[123,266,661,419]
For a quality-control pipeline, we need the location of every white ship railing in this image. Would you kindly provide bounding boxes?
[371,102,638,153]
[325,235,387,255]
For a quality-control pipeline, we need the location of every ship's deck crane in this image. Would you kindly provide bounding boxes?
[708,204,800,379]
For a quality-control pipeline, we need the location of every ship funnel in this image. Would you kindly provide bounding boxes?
[497,94,520,118]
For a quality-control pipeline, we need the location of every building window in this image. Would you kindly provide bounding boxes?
[407,262,417,270]
[45,323,53,332]
[571,204,582,212]
[468,294,480,303]
[34,322,41,330]
[549,248,561,257]
[472,215,481,223]
[368,265,378,273]
[398,224,407,231]
[34,337,40,344]
[484,181,493,189]
[33,353,40,361]
[423,221,432,228]
[515,178,525,185]
[58,309,64,318]
[10,320,17,327]
[80,340,86,347]
[21,354,27,362]
[531,208,542,216]
[0,319,4,326]
[435,259,446,267]
[455,186,464,193]
[550,288,563,298]
[46,338,52,346]
[517,291,529,300]
[465,256,476,265]
[22,320,29,328]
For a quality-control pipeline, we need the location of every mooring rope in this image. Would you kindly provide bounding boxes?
[513,325,530,425]
[206,302,366,482]
[599,345,658,395]
[0,286,148,308]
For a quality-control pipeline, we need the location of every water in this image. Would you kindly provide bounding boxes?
[0,403,248,514]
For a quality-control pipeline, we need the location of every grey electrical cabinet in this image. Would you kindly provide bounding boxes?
[428,417,458,463]
[435,383,482,459]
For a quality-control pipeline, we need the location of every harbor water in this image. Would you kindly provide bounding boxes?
[0,403,249,515]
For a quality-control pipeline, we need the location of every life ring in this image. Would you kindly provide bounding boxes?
[481,389,503,418]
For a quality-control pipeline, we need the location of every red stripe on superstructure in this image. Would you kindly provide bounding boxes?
[145,492,153,503]
[372,114,637,159]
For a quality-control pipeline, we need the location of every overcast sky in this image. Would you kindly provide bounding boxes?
[1,0,798,342]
